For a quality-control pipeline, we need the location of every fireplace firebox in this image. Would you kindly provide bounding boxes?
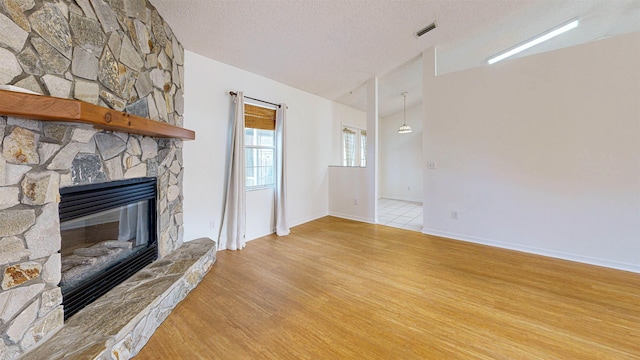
[58,177,158,320]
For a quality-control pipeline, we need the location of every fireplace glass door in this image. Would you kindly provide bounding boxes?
[58,177,157,319]
[60,200,150,290]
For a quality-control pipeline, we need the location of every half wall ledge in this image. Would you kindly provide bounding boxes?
[0,90,195,140]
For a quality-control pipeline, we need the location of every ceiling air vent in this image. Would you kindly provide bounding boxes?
[416,22,437,37]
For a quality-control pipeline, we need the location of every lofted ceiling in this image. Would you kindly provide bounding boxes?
[150,0,640,117]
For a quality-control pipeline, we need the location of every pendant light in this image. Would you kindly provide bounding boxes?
[398,92,412,134]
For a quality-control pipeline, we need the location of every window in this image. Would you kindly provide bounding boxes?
[244,103,276,189]
[245,128,274,188]
[342,126,366,167]
[359,129,367,167]
[342,127,356,166]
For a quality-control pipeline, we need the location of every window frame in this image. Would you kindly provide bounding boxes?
[359,129,367,167]
[243,101,277,191]
[342,124,367,167]
[245,127,276,191]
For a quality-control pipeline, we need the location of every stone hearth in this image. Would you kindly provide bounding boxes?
[21,238,215,360]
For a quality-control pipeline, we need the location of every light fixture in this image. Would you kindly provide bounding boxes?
[398,92,412,134]
[488,19,579,65]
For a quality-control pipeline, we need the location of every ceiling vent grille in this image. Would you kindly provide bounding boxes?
[416,22,437,37]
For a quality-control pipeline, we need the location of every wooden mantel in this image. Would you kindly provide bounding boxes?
[0,90,195,140]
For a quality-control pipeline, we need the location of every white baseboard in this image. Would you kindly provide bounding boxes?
[245,227,276,242]
[328,211,375,224]
[422,228,640,273]
[290,212,329,228]
[243,213,330,242]
[379,195,423,203]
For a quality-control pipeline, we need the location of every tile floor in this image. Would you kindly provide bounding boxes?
[377,198,423,232]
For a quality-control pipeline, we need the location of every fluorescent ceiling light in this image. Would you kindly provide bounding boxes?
[488,19,579,65]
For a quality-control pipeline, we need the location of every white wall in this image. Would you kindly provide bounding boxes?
[331,104,367,166]
[380,104,423,202]
[328,78,378,223]
[423,32,640,272]
[365,78,380,222]
[328,166,372,222]
[183,51,362,244]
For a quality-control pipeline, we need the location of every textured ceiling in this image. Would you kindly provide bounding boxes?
[150,0,640,117]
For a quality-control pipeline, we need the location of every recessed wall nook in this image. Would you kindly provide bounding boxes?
[0,1,213,359]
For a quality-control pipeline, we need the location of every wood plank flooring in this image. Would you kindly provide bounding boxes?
[135,216,640,359]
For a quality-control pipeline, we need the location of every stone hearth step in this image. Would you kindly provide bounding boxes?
[21,238,216,360]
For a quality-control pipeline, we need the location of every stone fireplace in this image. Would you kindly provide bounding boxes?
[0,0,195,358]
[0,119,187,357]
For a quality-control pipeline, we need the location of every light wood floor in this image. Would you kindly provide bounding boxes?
[135,216,640,359]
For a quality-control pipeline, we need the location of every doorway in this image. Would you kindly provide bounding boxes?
[377,198,423,231]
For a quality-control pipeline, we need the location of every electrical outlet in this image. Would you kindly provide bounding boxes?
[353,198,358,205]
[407,186,411,191]
[209,220,215,229]
[451,211,459,220]
[427,161,437,169]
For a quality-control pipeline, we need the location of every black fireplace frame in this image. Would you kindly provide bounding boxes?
[58,177,158,320]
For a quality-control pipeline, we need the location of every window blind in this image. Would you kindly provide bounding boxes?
[244,104,276,130]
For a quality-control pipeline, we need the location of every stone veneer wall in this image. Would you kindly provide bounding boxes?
[0,0,185,358]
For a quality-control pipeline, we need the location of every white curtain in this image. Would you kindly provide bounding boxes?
[275,105,290,236]
[218,92,246,250]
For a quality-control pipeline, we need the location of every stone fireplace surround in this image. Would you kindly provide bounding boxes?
[0,0,213,358]
[0,119,216,359]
